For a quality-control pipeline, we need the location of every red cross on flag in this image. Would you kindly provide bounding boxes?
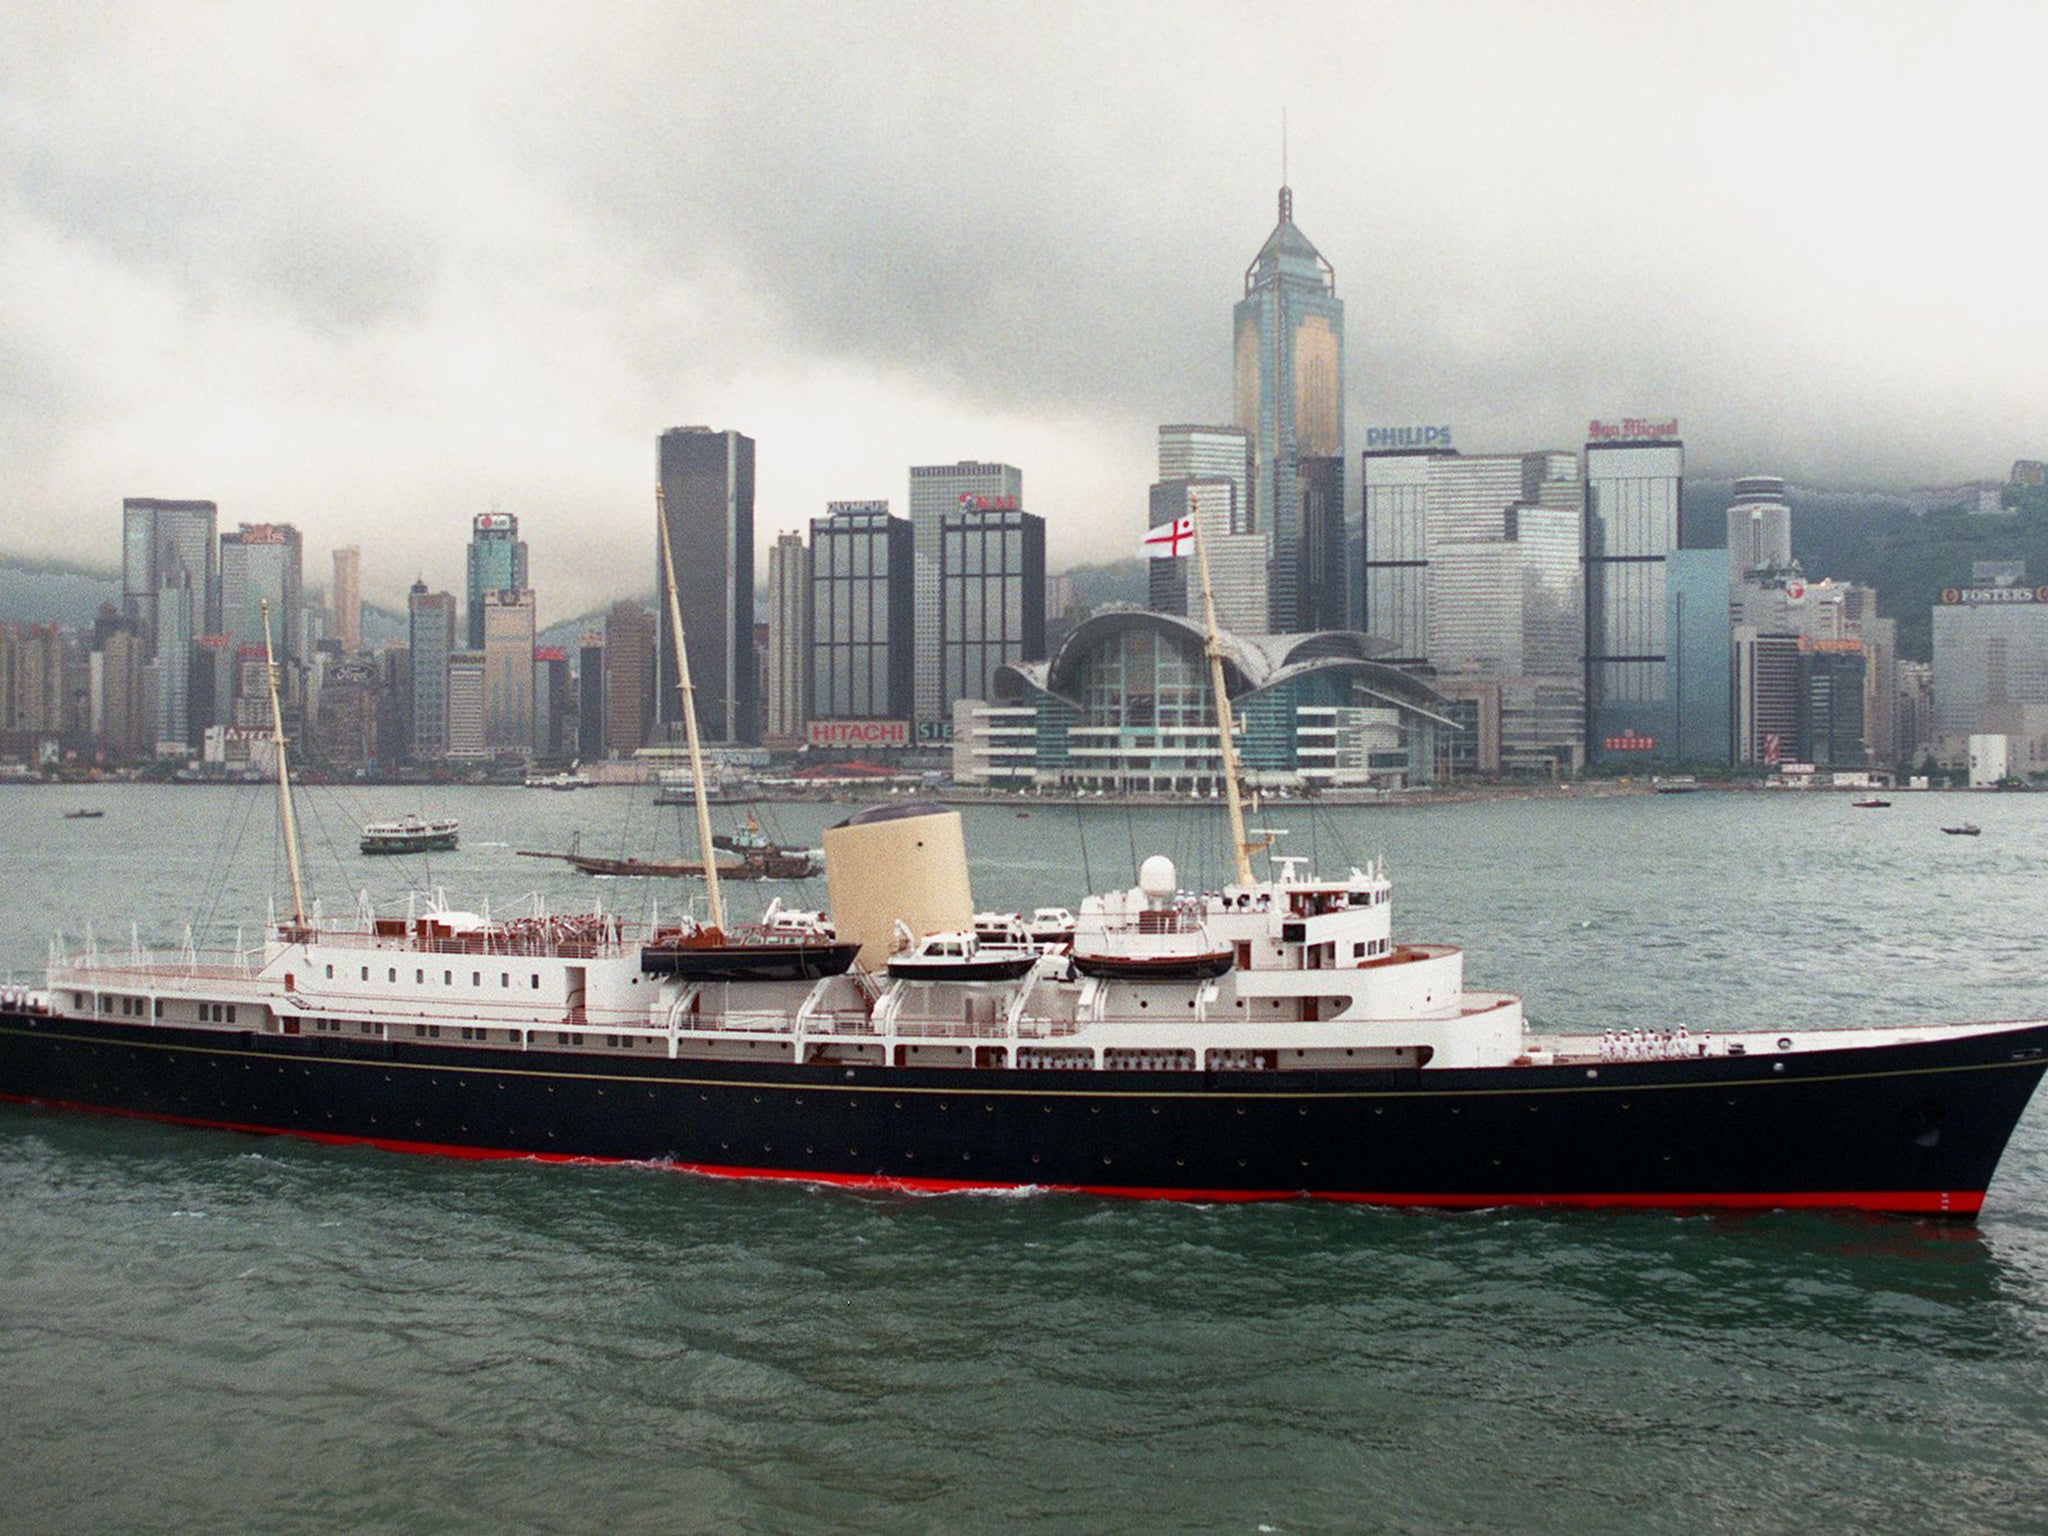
[1141,515,1196,559]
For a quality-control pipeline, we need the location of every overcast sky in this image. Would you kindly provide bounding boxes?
[3,1,2044,622]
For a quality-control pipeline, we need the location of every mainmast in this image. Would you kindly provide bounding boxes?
[655,486,726,934]
[1190,513,1259,888]
[261,599,309,932]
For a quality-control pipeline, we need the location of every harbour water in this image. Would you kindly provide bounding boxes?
[5,784,2048,1531]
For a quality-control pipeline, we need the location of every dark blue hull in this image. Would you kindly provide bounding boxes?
[2,1009,2044,1216]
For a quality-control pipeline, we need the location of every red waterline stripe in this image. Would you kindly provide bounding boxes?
[0,1093,1986,1216]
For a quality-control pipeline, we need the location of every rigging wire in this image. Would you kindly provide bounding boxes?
[191,780,266,946]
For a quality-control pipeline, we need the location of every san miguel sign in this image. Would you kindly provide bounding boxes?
[1587,418,1679,443]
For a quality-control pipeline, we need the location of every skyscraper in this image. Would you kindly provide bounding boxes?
[153,575,194,753]
[939,502,1045,716]
[1361,447,1586,774]
[465,513,529,650]
[1147,480,1268,635]
[909,462,1021,724]
[219,524,304,662]
[657,427,756,744]
[603,601,656,757]
[1582,421,1684,764]
[480,587,536,755]
[332,546,362,652]
[533,648,571,758]
[577,633,606,760]
[406,582,456,760]
[1150,424,1266,631]
[764,532,810,744]
[1234,186,1345,632]
[810,500,915,726]
[1159,424,1256,509]
[445,652,487,759]
[1726,476,1794,583]
[122,498,218,653]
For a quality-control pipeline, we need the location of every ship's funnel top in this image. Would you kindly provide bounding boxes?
[1138,855,1177,905]
[823,806,973,972]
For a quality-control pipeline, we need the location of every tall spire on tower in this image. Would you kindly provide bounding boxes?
[1280,108,1291,222]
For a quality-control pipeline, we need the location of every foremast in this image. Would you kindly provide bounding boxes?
[655,486,727,934]
[262,598,310,933]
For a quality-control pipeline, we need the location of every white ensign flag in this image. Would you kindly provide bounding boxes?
[1141,516,1195,560]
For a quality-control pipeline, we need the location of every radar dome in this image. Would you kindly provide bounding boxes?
[1138,855,1177,902]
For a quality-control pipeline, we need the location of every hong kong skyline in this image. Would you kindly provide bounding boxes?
[3,0,2043,621]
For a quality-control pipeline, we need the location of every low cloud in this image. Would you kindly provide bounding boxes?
[2,1,2044,621]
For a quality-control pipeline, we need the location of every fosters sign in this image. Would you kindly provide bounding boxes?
[807,719,911,748]
[1942,585,2048,605]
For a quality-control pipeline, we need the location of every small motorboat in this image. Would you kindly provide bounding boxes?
[1070,945,1236,982]
[1851,796,1891,809]
[1941,823,1982,836]
[641,902,859,981]
[886,930,1042,983]
[62,809,105,820]
[1025,907,1077,948]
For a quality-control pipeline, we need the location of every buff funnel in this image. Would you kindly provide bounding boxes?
[822,804,974,973]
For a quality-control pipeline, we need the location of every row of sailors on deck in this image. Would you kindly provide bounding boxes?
[1599,1026,1712,1061]
[0,986,39,1012]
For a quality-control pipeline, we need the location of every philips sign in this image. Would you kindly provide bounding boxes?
[1366,426,1454,451]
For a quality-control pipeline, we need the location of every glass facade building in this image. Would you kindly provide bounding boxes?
[219,523,304,664]
[809,501,914,723]
[465,513,529,650]
[1931,589,2048,736]
[764,532,810,742]
[603,601,655,756]
[153,573,194,752]
[959,614,1455,792]
[657,426,756,744]
[122,498,219,655]
[1584,438,1683,762]
[1361,451,1437,666]
[480,588,535,754]
[938,504,1045,714]
[909,461,1021,725]
[1234,187,1345,633]
[406,583,456,760]
[1666,548,1732,765]
[1363,449,1585,773]
[1158,425,1254,514]
[1146,479,1268,635]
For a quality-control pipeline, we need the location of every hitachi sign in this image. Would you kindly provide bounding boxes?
[1366,426,1454,450]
